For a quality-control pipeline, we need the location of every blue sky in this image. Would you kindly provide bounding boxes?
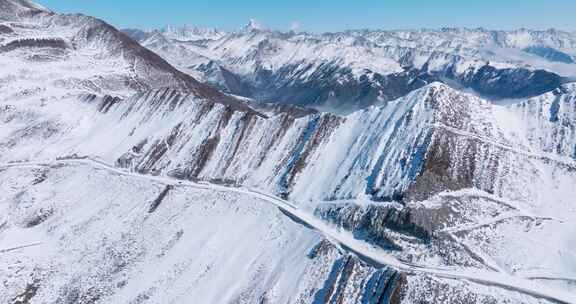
[36,0,575,32]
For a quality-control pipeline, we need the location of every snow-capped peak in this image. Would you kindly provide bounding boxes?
[243,19,265,32]
[160,24,225,41]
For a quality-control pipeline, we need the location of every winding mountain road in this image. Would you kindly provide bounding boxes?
[1,157,574,304]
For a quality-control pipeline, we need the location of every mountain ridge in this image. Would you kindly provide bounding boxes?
[0,0,257,114]
[123,23,576,113]
[0,0,51,20]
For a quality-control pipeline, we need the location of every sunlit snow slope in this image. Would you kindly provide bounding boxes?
[2,81,575,303]
[1,0,575,303]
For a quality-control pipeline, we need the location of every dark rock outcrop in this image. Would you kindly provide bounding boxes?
[315,203,433,248]
[450,64,562,99]
[11,281,40,304]
[523,46,574,63]
[148,185,173,213]
[0,24,14,34]
[0,38,68,53]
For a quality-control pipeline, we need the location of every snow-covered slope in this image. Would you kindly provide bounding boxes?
[1,78,575,302]
[4,158,570,303]
[0,83,506,201]
[1,1,576,302]
[0,2,239,106]
[511,83,576,159]
[3,82,572,206]
[125,24,576,112]
[0,161,405,304]
[0,0,49,20]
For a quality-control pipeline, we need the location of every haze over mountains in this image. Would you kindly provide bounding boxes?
[1,1,575,303]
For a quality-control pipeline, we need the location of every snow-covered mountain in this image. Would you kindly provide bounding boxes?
[0,0,243,108]
[125,24,576,113]
[2,80,576,302]
[158,25,226,41]
[1,1,576,303]
[0,0,48,20]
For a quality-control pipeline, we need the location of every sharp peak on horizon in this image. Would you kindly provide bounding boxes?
[244,19,264,31]
[127,22,576,37]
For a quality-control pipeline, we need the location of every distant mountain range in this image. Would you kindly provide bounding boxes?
[123,23,576,113]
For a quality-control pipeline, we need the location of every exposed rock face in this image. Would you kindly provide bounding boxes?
[148,184,173,213]
[0,38,68,53]
[62,85,444,202]
[315,203,431,250]
[307,240,406,304]
[452,64,563,98]
[237,63,437,113]
[0,24,14,35]
[4,83,576,207]
[524,46,575,63]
